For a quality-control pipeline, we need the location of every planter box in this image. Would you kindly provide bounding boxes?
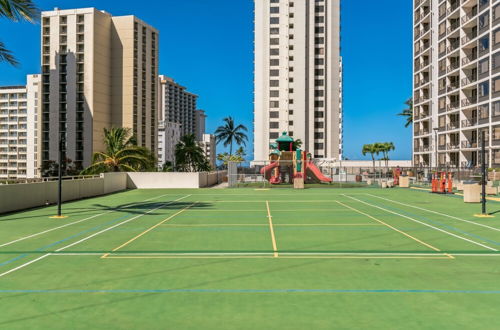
[464,183,481,203]
[399,176,410,188]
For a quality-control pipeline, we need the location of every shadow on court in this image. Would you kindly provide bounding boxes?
[0,200,211,222]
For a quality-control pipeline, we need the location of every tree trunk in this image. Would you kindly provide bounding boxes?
[229,140,233,156]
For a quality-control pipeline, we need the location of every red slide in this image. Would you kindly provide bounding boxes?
[306,163,332,183]
[260,162,279,180]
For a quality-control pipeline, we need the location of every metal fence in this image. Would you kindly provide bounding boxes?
[227,161,492,188]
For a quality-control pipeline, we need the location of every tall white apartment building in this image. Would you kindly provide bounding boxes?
[199,134,217,169]
[0,75,41,179]
[413,0,500,167]
[194,109,207,141]
[254,0,342,161]
[157,120,181,166]
[41,8,158,170]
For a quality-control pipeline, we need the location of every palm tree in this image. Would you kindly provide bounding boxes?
[0,0,39,66]
[175,134,209,172]
[398,98,413,128]
[381,142,395,167]
[362,143,384,170]
[214,117,248,155]
[292,139,303,150]
[81,127,155,174]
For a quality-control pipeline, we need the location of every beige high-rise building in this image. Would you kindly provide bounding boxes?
[41,8,158,170]
[0,75,41,179]
[413,0,500,167]
[158,75,198,137]
[254,0,343,161]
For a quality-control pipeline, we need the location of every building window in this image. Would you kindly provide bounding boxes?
[479,36,489,52]
[480,58,489,74]
[270,132,279,139]
[270,90,279,97]
[270,38,279,45]
[270,7,279,14]
[493,76,500,93]
[315,90,324,97]
[269,122,279,129]
[314,122,324,129]
[270,49,279,56]
[495,28,500,46]
[270,101,280,108]
[270,69,279,76]
[314,111,324,118]
[270,80,279,87]
[270,17,279,25]
[479,81,489,97]
[314,132,324,139]
[270,28,279,35]
[270,111,279,118]
[494,52,500,69]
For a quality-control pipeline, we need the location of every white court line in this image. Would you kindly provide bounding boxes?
[0,193,183,249]
[52,252,500,257]
[0,212,111,248]
[0,254,51,278]
[344,195,498,252]
[366,194,500,232]
[0,195,191,278]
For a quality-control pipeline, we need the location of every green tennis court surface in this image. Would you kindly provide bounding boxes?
[1,188,500,329]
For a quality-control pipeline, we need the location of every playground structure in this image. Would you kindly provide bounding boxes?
[431,171,454,194]
[260,132,332,187]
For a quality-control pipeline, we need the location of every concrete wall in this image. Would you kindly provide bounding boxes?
[0,171,226,214]
[0,172,127,214]
[126,171,226,189]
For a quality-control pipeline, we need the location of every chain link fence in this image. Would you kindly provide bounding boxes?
[227,161,494,189]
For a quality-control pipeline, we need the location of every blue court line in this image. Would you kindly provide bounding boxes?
[0,289,499,294]
[360,196,500,246]
[0,201,168,268]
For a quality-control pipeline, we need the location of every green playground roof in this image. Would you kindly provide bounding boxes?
[276,132,294,142]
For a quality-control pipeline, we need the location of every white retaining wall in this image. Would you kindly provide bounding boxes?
[0,171,226,214]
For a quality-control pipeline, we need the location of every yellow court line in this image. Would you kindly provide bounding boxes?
[101,202,197,259]
[159,223,382,227]
[336,201,454,259]
[184,209,349,212]
[266,201,279,257]
[104,255,451,260]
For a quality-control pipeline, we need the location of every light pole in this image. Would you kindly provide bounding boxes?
[51,131,67,219]
[433,128,439,170]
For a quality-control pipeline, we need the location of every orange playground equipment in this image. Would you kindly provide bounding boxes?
[431,172,454,194]
[260,132,332,186]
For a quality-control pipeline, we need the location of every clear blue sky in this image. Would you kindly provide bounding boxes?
[0,0,413,160]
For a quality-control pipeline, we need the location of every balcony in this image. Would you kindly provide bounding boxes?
[461,117,478,128]
[462,75,478,87]
[447,102,460,111]
[446,121,459,130]
[461,8,478,24]
[461,98,477,107]
[462,53,478,65]
[447,42,460,54]
[461,32,478,45]
[447,143,460,151]
[447,62,459,73]
[447,82,460,92]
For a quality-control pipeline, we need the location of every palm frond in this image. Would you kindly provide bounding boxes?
[0,0,39,22]
[0,40,18,66]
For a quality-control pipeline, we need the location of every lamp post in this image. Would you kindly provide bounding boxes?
[433,128,439,170]
[51,131,67,219]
